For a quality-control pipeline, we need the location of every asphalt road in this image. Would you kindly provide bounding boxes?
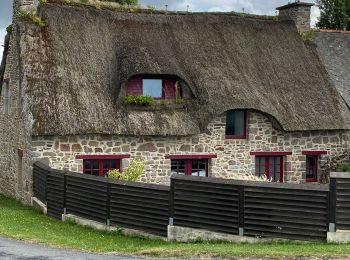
[0,236,145,260]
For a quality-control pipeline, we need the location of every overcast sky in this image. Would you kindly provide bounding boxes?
[0,0,319,60]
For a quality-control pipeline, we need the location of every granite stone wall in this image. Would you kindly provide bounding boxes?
[279,5,312,32]
[0,0,37,202]
[31,111,350,185]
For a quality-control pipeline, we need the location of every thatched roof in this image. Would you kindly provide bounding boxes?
[315,31,350,107]
[17,2,350,136]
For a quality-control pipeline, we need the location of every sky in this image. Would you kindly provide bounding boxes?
[0,0,319,60]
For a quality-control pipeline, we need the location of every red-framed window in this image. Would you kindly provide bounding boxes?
[255,156,283,182]
[127,76,179,99]
[83,159,121,177]
[76,155,130,177]
[171,159,209,177]
[306,155,318,182]
[226,110,247,139]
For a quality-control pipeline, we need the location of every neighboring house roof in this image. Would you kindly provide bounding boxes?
[314,31,350,107]
[17,2,350,136]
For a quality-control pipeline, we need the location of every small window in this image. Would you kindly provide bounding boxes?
[171,159,208,177]
[306,155,318,182]
[127,76,178,99]
[142,79,162,98]
[255,156,283,182]
[83,159,121,177]
[226,110,247,139]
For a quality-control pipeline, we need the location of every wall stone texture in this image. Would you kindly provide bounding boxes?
[0,0,38,203]
[279,5,313,32]
[31,111,350,185]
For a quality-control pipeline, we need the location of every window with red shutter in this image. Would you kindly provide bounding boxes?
[163,79,176,99]
[127,76,142,95]
[126,75,178,99]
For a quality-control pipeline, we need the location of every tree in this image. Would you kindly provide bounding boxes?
[101,0,138,4]
[344,0,350,30]
[317,0,349,30]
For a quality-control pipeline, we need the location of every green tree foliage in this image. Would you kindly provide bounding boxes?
[317,0,350,30]
[100,0,138,5]
[344,0,350,30]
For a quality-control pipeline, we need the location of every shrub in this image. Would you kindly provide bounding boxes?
[299,31,315,43]
[18,11,46,28]
[106,159,144,182]
[6,25,13,34]
[124,95,155,106]
[337,163,350,172]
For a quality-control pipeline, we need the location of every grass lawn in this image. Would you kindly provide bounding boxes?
[1,194,350,259]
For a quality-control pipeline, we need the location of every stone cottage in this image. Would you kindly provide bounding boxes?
[1,0,350,202]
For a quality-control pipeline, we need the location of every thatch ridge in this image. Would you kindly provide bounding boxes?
[18,3,350,136]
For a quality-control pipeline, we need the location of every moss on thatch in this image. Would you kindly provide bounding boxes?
[17,3,350,136]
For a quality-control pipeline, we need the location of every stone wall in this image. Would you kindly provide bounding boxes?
[279,5,312,32]
[31,111,350,185]
[0,0,37,202]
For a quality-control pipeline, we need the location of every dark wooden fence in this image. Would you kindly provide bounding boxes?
[46,169,66,220]
[33,162,48,203]
[32,162,169,237]
[33,162,350,242]
[330,172,350,231]
[170,175,329,241]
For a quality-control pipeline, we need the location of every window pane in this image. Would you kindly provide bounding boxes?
[233,110,245,135]
[92,170,99,176]
[226,110,245,136]
[92,160,99,169]
[84,160,91,169]
[143,79,162,98]
[191,171,199,176]
[192,160,199,171]
[198,170,206,177]
[226,110,235,135]
[111,160,117,169]
[275,171,280,182]
[306,156,317,180]
[103,160,109,169]
[171,160,186,175]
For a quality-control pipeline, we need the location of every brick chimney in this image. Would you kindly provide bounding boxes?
[13,0,39,16]
[276,1,314,32]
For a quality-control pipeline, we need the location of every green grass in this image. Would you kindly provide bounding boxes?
[1,194,350,259]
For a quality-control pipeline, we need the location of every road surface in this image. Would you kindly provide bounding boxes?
[0,236,145,260]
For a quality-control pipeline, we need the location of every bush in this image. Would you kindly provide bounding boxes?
[337,163,350,172]
[124,95,155,106]
[6,25,13,34]
[299,31,315,43]
[18,11,46,28]
[106,159,144,182]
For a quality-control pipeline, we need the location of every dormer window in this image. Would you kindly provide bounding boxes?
[127,75,179,99]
